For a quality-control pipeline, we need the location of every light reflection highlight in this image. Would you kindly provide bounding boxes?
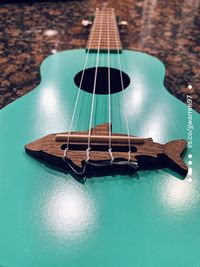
[160,178,198,212]
[141,107,167,142]
[51,49,58,54]
[36,86,67,133]
[44,29,58,37]
[43,183,96,240]
[40,87,58,113]
[126,74,146,115]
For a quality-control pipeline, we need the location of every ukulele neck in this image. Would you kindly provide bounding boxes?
[86,8,122,53]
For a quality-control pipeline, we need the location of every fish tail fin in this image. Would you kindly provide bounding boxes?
[164,139,188,177]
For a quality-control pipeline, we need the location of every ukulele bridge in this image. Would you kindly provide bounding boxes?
[25,123,188,179]
[60,143,138,153]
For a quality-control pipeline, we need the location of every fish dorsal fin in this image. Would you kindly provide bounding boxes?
[91,123,111,135]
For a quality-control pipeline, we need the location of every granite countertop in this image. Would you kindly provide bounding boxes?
[0,0,199,112]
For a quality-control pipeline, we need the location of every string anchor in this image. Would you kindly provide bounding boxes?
[63,147,69,158]
[128,150,131,161]
[108,148,114,164]
[86,147,91,163]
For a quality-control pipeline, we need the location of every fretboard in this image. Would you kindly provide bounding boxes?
[86,8,122,53]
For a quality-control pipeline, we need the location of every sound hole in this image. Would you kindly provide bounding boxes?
[74,67,130,94]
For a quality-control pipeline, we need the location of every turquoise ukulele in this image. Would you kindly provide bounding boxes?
[0,8,200,267]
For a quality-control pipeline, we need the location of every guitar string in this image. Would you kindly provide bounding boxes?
[64,9,130,166]
[111,9,132,161]
[107,9,114,161]
[86,9,105,161]
[64,9,99,157]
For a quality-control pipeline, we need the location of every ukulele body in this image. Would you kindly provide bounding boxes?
[0,49,200,267]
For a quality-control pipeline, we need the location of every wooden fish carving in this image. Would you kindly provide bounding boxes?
[25,123,188,179]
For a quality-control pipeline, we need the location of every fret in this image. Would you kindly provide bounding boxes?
[86,8,122,53]
[88,38,121,43]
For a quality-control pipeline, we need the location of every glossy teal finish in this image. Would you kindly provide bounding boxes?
[0,49,200,267]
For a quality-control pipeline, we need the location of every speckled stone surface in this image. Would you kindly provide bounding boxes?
[0,0,199,112]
